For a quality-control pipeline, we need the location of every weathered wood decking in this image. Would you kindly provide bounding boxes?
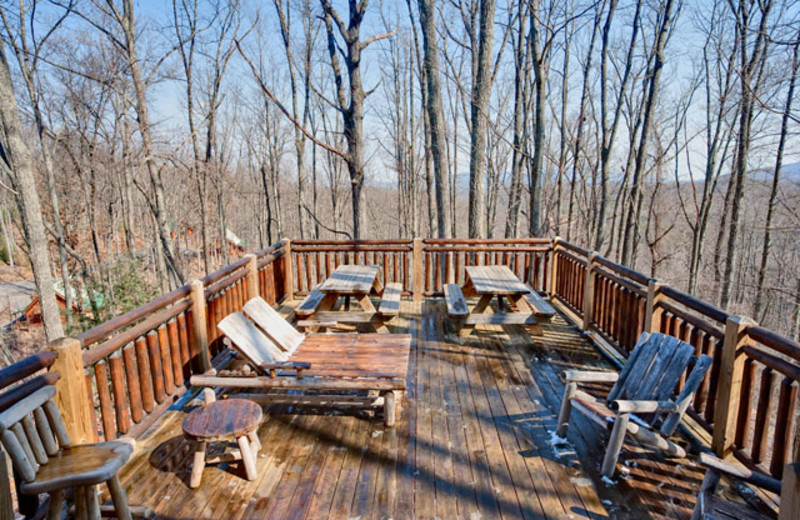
[115,299,709,520]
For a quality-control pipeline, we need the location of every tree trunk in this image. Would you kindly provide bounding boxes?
[467,0,495,239]
[719,0,772,310]
[0,42,64,341]
[418,0,450,238]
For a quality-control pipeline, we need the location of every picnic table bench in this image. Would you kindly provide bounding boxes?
[295,265,400,333]
[445,265,547,340]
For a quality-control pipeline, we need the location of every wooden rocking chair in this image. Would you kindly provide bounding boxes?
[0,385,140,520]
[556,332,712,477]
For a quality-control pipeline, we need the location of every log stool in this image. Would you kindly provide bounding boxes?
[182,398,262,488]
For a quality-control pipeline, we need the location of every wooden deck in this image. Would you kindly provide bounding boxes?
[115,299,710,520]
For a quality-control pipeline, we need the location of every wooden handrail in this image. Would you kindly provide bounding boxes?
[0,351,56,390]
[77,285,191,347]
[747,325,800,361]
[659,285,729,324]
[82,300,192,366]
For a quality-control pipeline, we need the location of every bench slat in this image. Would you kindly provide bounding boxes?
[464,313,537,326]
[444,284,469,317]
[379,283,402,317]
[523,285,556,320]
[295,287,326,317]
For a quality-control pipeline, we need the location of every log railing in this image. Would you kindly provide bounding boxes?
[1,236,798,517]
[551,237,799,486]
[288,240,413,296]
[420,238,551,295]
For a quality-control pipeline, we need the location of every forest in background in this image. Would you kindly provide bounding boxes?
[0,0,798,344]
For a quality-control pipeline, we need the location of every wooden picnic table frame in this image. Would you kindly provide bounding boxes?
[458,265,544,339]
[305,265,393,333]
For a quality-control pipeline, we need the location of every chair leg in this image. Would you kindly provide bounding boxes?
[46,488,64,520]
[86,485,101,520]
[75,486,87,520]
[556,382,577,438]
[602,413,630,477]
[190,441,207,489]
[236,436,257,481]
[107,475,133,520]
[690,469,720,520]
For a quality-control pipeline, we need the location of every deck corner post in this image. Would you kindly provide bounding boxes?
[582,252,598,331]
[245,253,259,300]
[283,238,295,302]
[47,337,95,444]
[712,314,757,457]
[780,462,800,519]
[189,280,211,373]
[644,279,664,333]
[549,236,561,297]
[412,238,423,303]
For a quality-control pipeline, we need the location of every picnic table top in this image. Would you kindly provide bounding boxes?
[465,265,529,295]
[319,264,380,295]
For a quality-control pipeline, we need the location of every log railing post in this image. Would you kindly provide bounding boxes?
[781,462,800,520]
[413,238,423,303]
[283,238,295,301]
[245,253,259,301]
[47,337,95,444]
[582,252,598,331]
[644,279,664,333]
[189,280,211,373]
[712,315,757,457]
[549,237,561,297]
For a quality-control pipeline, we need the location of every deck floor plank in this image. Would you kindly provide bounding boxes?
[116,298,711,519]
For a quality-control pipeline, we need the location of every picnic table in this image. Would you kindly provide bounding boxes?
[296,265,401,333]
[445,265,544,340]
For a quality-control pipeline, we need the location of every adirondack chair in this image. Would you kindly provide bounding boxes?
[0,385,139,520]
[556,332,712,477]
[189,302,412,426]
[691,452,782,520]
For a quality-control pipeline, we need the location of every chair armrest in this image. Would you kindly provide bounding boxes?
[698,452,782,494]
[563,370,619,383]
[610,400,679,414]
[260,361,312,379]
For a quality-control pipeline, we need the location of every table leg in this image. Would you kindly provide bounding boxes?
[306,293,338,332]
[459,294,494,339]
[510,294,544,336]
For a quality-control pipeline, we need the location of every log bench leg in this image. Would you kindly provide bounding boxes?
[190,441,207,489]
[236,436,257,481]
[383,391,397,427]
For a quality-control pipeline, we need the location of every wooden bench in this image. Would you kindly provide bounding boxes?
[444,284,469,318]
[378,283,402,317]
[295,286,327,318]
[522,285,556,321]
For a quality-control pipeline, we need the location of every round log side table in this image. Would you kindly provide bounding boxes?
[182,399,262,488]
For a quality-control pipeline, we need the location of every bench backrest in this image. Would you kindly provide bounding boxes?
[0,385,71,483]
[243,297,305,354]
[218,312,288,370]
[609,332,712,435]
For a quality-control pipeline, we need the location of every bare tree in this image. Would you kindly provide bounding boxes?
[0,41,64,341]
